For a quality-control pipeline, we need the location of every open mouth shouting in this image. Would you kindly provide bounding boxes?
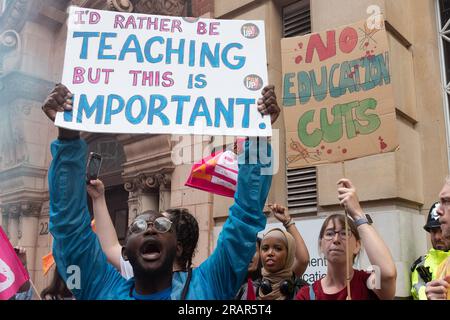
[140,238,162,262]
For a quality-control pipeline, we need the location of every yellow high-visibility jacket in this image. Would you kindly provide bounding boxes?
[411,249,450,300]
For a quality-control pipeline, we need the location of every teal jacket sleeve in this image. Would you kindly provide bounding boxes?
[48,139,126,300]
[196,139,273,299]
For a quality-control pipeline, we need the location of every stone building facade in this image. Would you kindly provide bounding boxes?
[0,0,449,298]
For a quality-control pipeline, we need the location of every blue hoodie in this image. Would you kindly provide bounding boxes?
[48,138,272,300]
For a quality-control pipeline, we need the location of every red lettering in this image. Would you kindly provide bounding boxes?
[197,21,208,35]
[210,22,220,35]
[87,68,100,84]
[171,20,183,33]
[129,70,141,86]
[339,27,357,54]
[160,19,170,32]
[162,72,174,87]
[114,15,125,28]
[305,31,336,63]
[73,67,85,84]
[89,12,100,24]
[102,69,114,84]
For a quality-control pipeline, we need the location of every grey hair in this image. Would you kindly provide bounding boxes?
[446,176,450,186]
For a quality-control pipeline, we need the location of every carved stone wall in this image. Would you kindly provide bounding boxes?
[0,0,218,293]
[71,0,186,15]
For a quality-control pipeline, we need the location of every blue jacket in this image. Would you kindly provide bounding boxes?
[48,138,272,300]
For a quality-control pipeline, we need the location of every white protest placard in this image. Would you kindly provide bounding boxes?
[56,7,271,137]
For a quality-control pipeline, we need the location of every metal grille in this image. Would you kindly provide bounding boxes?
[439,0,450,99]
[282,0,311,37]
[283,1,316,214]
[286,166,317,214]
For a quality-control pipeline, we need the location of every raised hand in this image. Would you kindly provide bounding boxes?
[42,83,79,139]
[337,178,364,220]
[41,83,73,122]
[269,203,292,227]
[87,179,105,200]
[257,85,281,125]
[14,246,27,267]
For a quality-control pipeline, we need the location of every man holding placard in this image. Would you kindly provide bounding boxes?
[56,7,274,138]
[43,82,276,299]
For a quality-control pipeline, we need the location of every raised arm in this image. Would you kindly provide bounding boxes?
[87,180,122,270]
[44,84,125,299]
[196,138,273,299]
[337,178,397,300]
[270,204,310,277]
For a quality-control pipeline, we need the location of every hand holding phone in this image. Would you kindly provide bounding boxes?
[86,152,102,184]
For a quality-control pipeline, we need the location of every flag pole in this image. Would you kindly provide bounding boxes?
[342,162,352,300]
[28,278,42,300]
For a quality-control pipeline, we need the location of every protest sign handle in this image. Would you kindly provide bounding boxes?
[342,162,352,300]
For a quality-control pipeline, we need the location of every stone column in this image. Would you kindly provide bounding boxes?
[7,205,20,246]
[19,201,41,281]
[119,133,175,224]
[124,173,163,224]
[157,173,172,212]
[1,209,9,238]
[34,201,51,295]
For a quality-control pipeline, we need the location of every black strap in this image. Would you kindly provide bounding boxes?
[416,265,432,283]
[411,255,425,272]
[181,268,192,300]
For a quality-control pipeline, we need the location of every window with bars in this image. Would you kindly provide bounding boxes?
[439,0,450,104]
[282,1,316,214]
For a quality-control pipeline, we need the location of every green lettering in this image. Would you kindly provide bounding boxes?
[298,110,322,148]
[320,105,343,143]
[354,98,380,135]
[340,101,358,139]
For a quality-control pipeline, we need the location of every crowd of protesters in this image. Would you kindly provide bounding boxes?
[1,79,449,300]
[7,83,441,301]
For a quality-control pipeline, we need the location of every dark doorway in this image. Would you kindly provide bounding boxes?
[87,184,129,246]
[105,185,129,245]
[86,134,128,245]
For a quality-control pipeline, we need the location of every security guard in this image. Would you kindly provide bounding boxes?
[411,202,450,299]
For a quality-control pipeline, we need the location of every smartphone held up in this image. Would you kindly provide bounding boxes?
[86,152,102,184]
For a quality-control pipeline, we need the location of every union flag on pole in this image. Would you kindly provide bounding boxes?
[0,227,29,300]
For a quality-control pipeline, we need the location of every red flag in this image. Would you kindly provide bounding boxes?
[185,150,238,198]
[0,227,29,300]
[185,138,246,198]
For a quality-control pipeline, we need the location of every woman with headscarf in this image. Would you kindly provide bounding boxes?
[236,204,309,300]
[258,224,303,300]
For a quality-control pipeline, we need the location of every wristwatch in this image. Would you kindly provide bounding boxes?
[354,214,373,227]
